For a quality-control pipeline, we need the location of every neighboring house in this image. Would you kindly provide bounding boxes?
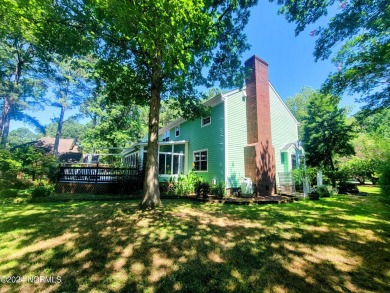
[21,137,83,163]
[123,55,304,195]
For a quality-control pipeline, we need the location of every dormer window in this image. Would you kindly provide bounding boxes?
[201,116,211,127]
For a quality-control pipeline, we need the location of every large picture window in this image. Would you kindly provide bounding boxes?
[158,144,185,175]
[193,150,208,171]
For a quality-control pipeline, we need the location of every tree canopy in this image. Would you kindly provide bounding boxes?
[7,127,39,148]
[285,86,316,140]
[34,0,258,208]
[44,118,87,141]
[272,0,389,111]
[344,108,390,185]
[302,92,355,186]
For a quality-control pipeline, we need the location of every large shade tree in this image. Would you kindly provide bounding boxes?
[32,0,258,208]
[272,0,389,111]
[5,0,258,207]
[104,0,257,208]
[0,37,47,148]
[303,92,355,186]
[0,0,54,148]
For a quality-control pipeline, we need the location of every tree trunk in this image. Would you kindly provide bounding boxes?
[140,83,162,209]
[0,97,12,149]
[0,110,11,148]
[0,97,10,138]
[54,105,66,157]
[1,45,23,148]
[329,156,336,187]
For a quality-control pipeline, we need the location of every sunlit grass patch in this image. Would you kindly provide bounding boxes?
[0,191,389,292]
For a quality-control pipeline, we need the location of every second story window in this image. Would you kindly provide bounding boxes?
[201,116,211,127]
[175,126,180,137]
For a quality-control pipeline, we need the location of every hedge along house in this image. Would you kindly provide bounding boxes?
[122,55,303,195]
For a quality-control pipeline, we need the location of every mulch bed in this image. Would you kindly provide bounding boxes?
[191,194,298,205]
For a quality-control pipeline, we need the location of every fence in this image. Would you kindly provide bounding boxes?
[56,166,143,194]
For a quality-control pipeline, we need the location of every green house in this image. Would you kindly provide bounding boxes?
[123,55,303,195]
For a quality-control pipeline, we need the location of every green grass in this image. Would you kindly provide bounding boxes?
[0,186,389,292]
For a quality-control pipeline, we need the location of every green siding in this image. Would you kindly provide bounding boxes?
[269,84,299,184]
[156,84,298,187]
[281,152,289,173]
[169,103,225,185]
[226,91,247,188]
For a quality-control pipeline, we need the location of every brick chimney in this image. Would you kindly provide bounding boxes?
[244,55,275,196]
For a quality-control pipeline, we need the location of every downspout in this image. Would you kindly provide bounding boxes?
[222,95,228,188]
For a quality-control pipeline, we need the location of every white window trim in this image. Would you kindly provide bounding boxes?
[201,116,211,127]
[193,149,208,172]
[158,153,185,175]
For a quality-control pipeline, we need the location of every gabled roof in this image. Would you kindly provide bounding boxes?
[158,87,245,135]
[36,137,80,154]
[158,82,298,135]
[13,137,82,163]
[281,143,296,151]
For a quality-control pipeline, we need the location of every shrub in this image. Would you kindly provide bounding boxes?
[338,182,359,194]
[175,171,198,196]
[0,178,34,190]
[194,181,210,198]
[316,185,332,197]
[31,185,54,199]
[292,167,318,191]
[167,177,176,195]
[0,188,19,198]
[210,182,225,198]
[0,149,21,179]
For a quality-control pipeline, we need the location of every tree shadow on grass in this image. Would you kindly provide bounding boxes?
[0,197,389,292]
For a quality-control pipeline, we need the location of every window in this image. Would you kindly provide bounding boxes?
[193,150,208,171]
[158,144,185,175]
[175,126,180,137]
[291,154,297,170]
[159,153,172,174]
[201,116,211,127]
[162,130,170,141]
[124,153,139,168]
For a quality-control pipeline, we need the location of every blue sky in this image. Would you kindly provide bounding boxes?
[11,1,363,132]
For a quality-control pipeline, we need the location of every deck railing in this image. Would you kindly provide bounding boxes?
[58,166,142,183]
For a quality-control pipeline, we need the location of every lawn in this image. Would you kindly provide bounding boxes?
[0,186,389,292]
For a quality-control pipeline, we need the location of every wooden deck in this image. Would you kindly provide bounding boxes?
[56,166,144,194]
